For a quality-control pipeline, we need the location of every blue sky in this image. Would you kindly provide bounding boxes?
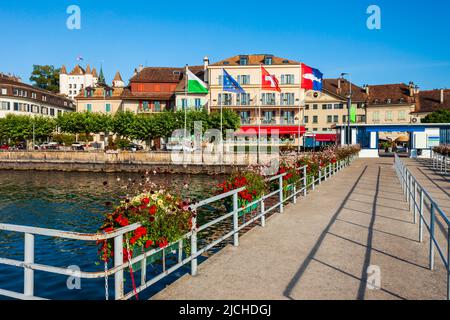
[0,0,449,90]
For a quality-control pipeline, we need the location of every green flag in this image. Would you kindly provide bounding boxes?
[187,68,208,94]
[350,106,357,123]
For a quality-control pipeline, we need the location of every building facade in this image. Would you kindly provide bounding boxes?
[0,73,75,118]
[59,65,99,100]
[412,88,450,120]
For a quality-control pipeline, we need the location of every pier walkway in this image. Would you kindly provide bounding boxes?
[153,158,448,300]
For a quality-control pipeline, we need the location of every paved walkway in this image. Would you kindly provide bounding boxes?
[153,158,447,300]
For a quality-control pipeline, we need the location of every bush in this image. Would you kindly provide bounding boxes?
[52,133,76,146]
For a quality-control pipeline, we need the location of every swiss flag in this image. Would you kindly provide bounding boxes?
[261,65,281,92]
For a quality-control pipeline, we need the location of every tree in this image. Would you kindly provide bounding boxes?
[421,109,450,123]
[207,109,241,136]
[29,65,60,93]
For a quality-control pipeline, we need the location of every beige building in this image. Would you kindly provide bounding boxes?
[75,83,125,114]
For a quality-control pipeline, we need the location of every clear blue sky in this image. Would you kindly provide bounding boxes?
[1,0,449,90]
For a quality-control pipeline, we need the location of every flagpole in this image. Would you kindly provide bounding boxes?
[220,69,224,164]
[185,65,188,152]
[258,65,262,165]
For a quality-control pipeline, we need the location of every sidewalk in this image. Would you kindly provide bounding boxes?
[153,158,447,300]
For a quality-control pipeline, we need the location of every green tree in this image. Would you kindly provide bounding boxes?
[421,109,450,123]
[113,111,137,139]
[207,109,241,135]
[29,65,60,93]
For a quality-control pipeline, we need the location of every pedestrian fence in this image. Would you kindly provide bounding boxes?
[0,156,356,300]
[394,153,450,300]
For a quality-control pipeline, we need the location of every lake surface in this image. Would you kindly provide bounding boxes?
[0,170,225,300]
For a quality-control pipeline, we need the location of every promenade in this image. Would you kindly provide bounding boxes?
[153,158,448,300]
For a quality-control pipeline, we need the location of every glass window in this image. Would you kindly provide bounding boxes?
[154,101,161,112]
[105,103,111,113]
[304,116,309,123]
[305,104,310,110]
[327,115,333,123]
[313,116,318,124]
[398,111,406,120]
[239,57,248,65]
[86,104,92,112]
[385,111,392,121]
[373,111,380,121]
[313,104,318,110]
[333,115,339,123]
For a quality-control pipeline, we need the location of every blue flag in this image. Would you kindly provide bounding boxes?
[223,69,245,94]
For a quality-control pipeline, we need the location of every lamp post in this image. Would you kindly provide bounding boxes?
[340,73,352,145]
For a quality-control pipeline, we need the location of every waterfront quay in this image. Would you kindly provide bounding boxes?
[153,158,449,300]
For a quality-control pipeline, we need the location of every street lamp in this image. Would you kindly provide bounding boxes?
[340,73,352,145]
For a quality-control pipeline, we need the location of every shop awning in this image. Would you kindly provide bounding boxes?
[236,126,306,136]
[306,134,337,142]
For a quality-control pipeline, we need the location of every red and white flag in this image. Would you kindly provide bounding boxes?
[261,65,281,92]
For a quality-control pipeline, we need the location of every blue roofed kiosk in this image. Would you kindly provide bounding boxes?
[335,123,450,158]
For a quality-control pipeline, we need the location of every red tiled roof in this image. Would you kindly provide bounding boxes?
[414,89,450,113]
[322,79,367,102]
[212,54,300,66]
[130,67,184,83]
[366,83,415,105]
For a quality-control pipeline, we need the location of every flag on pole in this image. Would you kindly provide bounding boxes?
[223,69,245,93]
[301,63,323,91]
[187,68,208,94]
[76,55,84,61]
[350,105,357,123]
[261,65,281,92]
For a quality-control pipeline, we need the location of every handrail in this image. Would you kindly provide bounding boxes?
[0,155,356,300]
[431,149,449,175]
[394,153,450,300]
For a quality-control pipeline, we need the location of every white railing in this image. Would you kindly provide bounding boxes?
[394,154,450,300]
[0,155,356,300]
[431,150,449,175]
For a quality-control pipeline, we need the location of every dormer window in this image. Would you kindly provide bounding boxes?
[386,98,392,104]
[239,55,248,66]
[264,55,273,65]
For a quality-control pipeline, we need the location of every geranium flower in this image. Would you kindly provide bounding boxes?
[149,205,157,215]
[145,240,153,248]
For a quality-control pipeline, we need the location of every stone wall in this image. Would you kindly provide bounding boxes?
[0,151,278,174]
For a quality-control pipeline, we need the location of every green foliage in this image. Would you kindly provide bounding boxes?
[0,114,55,144]
[52,133,76,146]
[421,110,450,123]
[207,109,241,136]
[115,138,131,149]
[29,65,60,93]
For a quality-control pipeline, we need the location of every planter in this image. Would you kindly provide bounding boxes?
[128,242,180,271]
[224,199,258,217]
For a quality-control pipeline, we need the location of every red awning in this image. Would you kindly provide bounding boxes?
[236,126,306,136]
[306,134,337,142]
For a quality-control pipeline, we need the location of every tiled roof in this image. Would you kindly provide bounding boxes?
[69,65,86,76]
[75,86,126,100]
[130,67,184,83]
[92,68,98,77]
[60,65,67,74]
[322,79,367,101]
[121,88,174,100]
[366,83,415,105]
[113,71,123,82]
[414,89,450,113]
[211,54,300,66]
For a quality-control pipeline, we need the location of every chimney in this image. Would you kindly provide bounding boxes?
[408,81,415,97]
[364,84,369,95]
[441,89,445,104]
[138,65,144,73]
[203,56,209,82]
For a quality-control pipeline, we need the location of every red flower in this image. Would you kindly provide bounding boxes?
[103,227,114,233]
[158,238,169,249]
[135,226,147,237]
[116,215,129,227]
[145,240,153,248]
[149,205,157,216]
[142,197,150,205]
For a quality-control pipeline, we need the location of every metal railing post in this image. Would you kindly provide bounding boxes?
[419,189,424,243]
[191,213,198,275]
[303,166,307,197]
[413,180,417,224]
[233,192,239,246]
[293,184,297,204]
[279,176,284,213]
[114,234,124,299]
[24,233,34,297]
[319,168,322,184]
[329,163,332,177]
[447,226,450,300]
[429,203,435,270]
[261,199,266,228]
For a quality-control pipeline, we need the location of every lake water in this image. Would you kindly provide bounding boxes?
[0,170,225,300]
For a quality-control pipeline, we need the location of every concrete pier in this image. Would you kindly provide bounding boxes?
[153,158,448,300]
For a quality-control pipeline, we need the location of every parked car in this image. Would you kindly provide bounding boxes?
[123,143,144,152]
[0,144,9,151]
[39,142,60,150]
[71,143,85,151]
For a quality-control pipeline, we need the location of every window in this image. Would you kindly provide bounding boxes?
[142,101,150,111]
[313,128,318,132]
[32,105,39,113]
[322,104,332,110]
[281,111,295,124]
[343,115,347,123]
[261,93,276,105]
[31,92,37,99]
[373,111,380,121]
[304,116,309,123]
[219,93,232,106]
[1,88,6,95]
[240,111,251,124]
[1,101,10,110]
[237,75,250,85]
[154,101,161,112]
[281,74,295,85]
[334,103,344,109]
[105,103,111,113]
[305,104,310,110]
[69,84,72,89]
[313,104,318,110]
[181,99,187,109]
[313,116,318,124]
[280,93,295,105]
[239,56,248,65]
[236,93,250,106]
[50,108,55,116]
[41,107,48,115]
[333,115,339,123]
[57,110,62,116]
[385,111,393,121]
[264,56,273,65]
[327,115,333,123]
[398,111,406,120]
[262,111,276,124]
[42,95,47,101]
[218,75,223,86]
[86,104,92,112]
[194,99,201,109]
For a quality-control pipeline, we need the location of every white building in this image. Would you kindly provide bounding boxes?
[0,73,75,118]
[59,65,99,100]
